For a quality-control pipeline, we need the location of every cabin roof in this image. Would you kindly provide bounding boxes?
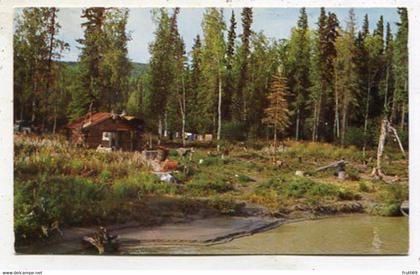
[67,112,112,129]
[66,112,141,131]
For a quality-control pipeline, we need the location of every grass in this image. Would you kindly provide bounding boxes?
[14,134,409,243]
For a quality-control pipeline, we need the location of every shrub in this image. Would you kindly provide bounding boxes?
[358,181,374,193]
[344,125,378,149]
[99,170,111,182]
[376,184,408,205]
[371,203,402,216]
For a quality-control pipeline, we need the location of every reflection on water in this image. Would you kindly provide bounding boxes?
[131,215,408,255]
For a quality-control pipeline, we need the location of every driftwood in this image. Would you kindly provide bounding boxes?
[82,227,119,254]
[372,118,406,179]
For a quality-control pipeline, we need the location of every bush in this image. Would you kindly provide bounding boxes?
[344,125,378,149]
[371,203,402,216]
[358,181,374,193]
[14,176,109,241]
[376,184,408,205]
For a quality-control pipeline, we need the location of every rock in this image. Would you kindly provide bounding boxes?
[295,170,304,177]
[154,172,176,183]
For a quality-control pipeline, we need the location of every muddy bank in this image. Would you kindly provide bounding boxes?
[16,216,282,254]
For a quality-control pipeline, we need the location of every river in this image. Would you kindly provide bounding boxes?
[130,215,408,255]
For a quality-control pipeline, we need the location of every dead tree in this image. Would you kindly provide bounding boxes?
[371,118,406,179]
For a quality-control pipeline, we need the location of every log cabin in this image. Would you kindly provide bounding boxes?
[66,112,143,151]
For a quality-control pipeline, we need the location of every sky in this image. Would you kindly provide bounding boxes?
[17,8,400,63]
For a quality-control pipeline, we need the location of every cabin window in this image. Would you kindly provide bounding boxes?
[102,132,117,148]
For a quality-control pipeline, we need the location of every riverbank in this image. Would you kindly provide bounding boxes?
[15,212,408,255]
[14,135,408,253]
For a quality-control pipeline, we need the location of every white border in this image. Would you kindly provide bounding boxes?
[1,0,419,271]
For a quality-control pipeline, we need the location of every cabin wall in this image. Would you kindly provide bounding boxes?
[74,119,141,150]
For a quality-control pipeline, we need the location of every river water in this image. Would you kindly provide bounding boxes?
[132,215,408,255]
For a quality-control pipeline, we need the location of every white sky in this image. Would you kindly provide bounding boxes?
[18,8,399,63]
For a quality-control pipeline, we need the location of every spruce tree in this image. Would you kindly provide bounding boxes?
[262,67,289,154]
[224,11,237,120]
[234,7,253,123]
[289,7,310,140]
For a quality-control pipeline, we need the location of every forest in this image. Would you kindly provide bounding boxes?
[13,7,408,149]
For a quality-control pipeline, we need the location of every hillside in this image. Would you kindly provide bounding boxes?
[60,61,148,79]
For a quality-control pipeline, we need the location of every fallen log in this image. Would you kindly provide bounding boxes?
[315,160,346,172]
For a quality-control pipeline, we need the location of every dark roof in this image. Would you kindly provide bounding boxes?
[67,112,111,129]
[66,112,142,131]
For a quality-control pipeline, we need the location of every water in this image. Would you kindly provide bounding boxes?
[131,215,408,255]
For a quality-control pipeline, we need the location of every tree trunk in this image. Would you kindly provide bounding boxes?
[52,104,57,134]
[158,115,163,137]
[333,71,340,140]
[45,9,57,132]
[340,107,347,146]
[178,75,186,147]
[273,123,277,162]
[295,108,300,141]
[384,65,390,111]
[164,111,168,138]
[372,118,387,178]
[400,79,408,131]
[312,100,318,142]
[362,74,371,158]
[20,104,24,121]
[217,66,222,152]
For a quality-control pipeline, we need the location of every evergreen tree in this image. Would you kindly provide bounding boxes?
[247,32,280,137]
[101,8,132,112]
[310,7,328,141]
[188,35,203,132]
[168,8,188,145]
[325,12,340,140]
[392,8,408,130]
[224,11,237,120]
[288,8,311,140]
[234,7,253,123]
[383,22,394,114]
[75,8,107,116]
[262,66,289,152]
[334,9,358,145]
[147,8,173,136]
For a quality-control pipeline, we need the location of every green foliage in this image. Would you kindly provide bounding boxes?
[221,121,248,141]
[257,176,358,202]
[186,174,234,195]
[358,181,374,193]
